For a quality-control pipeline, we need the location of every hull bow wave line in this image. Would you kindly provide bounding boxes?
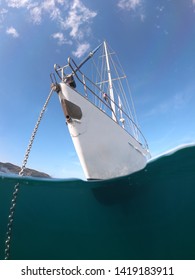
[51,41,150,180]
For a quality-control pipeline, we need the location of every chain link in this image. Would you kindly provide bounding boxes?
[4,89,54,260]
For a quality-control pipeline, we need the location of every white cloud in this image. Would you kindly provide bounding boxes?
[24,0,97,39]
[6,0,31,8]
[6,26,19,37]
[30,6,42,24]
[56,0,67,4]
[0,8,8,23]
[117,0,145,21]
[41,0,61,20]
[29,1,59,24]
[117,0,141,11]
[52,32,72,45]
[140,13,145,21]
[62,0,97,39]
[193,0,195,5]
[72,42,90,58]
[2,0,97,56]
[5,0,66,25]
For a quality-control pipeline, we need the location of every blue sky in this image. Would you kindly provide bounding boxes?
[0,0,195,178]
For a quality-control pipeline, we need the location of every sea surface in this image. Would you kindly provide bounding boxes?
[0,145,195,260]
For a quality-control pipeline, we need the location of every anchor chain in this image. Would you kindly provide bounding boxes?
[4,88,54,260]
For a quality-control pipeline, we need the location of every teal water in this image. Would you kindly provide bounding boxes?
[0,146,195,260]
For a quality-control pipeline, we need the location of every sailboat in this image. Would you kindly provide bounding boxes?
[51,41,150,180]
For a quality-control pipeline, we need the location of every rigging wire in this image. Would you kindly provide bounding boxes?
[109,47,140,139]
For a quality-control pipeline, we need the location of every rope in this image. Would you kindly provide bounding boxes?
[4,89,54,260]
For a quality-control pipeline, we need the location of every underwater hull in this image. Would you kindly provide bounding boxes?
[59,83,148,180]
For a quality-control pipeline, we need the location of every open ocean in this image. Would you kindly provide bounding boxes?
[0,145,195,260]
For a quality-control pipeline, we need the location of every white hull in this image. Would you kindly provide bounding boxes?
[59,83,149,180]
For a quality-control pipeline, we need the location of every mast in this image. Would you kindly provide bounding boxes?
[104,41,117,122]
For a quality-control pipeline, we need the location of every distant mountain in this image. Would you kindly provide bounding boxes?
[0,162,51,178]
